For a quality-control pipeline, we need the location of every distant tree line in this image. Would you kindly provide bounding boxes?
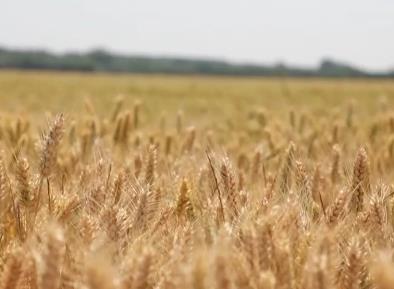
[0,47,393,77]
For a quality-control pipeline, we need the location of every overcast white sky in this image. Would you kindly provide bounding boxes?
[1,0,393,71]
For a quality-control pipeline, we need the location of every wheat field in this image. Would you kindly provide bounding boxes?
[0,70,394,289]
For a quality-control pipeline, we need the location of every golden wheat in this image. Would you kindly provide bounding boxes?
[0,73,393,289]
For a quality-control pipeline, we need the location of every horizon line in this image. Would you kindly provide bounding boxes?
[2,44,393,74]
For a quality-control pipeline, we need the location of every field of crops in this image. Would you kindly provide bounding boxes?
[0,70,394,289]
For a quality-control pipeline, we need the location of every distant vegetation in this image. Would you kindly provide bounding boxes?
[0,46,393,77]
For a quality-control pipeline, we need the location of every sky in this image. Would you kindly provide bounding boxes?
[1,0,394,71]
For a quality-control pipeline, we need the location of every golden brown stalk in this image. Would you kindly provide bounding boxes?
[39,113,65,178]
[12,199,25,242]
[164,134,173,156]
[362,189,387,236]
[80,130,92,158]
[133,100,141,129]
[311,165,323,203]
[370,195,386,228]
[279,142,296,195]
[220,160,239,219]
[295,160,308,191]
[134,154,142,179]
[112,172,124,205]
[251,149,262,182]
[145,145,157,187]
[175,178,194,219]
[121,110,132,143]
[238,171,245,192]
[346,101,354,129]
[113,114,123,144]
[57,195,81,223]
[264,174,277,203]
[326,190,348,225]
[102,205,128,242]
[79,214,98,245]
[68,120,76,145]
[39,114,64,212]
[295,160,312,215]
[131,188,161,234]
[350,147,370,213]
[15,157,32,207]
[220,162,230,194]
[88,118,98,140]
[206,151,225,223]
